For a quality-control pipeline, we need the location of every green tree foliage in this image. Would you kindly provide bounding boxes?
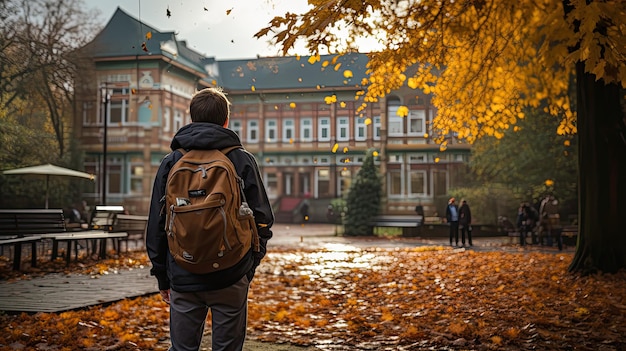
[256,0,626,274]
[344,149,382,236]
[470,108,578,209]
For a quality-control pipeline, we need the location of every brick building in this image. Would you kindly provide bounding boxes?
[76,8,470,221]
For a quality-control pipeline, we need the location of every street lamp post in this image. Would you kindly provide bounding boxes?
[101,85,111,205]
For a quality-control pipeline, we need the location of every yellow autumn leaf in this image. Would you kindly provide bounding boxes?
[145,31,152,40]
[396,105,409,117]
[343,70,353,78]
[289,102,296,109]
[332,143,339,153]
[364,118,372,125]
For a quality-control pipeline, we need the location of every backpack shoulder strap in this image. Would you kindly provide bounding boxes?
[220,145,242,156]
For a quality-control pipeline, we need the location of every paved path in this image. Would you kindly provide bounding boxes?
[0,223,571,314]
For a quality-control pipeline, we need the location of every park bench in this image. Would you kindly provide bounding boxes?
[113,214,148,251]
[88,205,126,231]
[369,215,423,237]
[0,208,129,270]
[0,209,65,270]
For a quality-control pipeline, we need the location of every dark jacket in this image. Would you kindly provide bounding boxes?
[459,203,472,226]
[146,122,274,292]
[446,204,459,223]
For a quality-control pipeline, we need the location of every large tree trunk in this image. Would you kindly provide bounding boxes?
[569,62,626,274]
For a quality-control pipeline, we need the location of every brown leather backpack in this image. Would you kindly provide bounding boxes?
[165,147,259,274]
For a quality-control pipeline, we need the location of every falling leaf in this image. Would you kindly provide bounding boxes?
[226,8,233,15]
[250,85,256,91]
[141,42,148,52]
[145,32,152,40]
[343,70,353,78]
[204,7,208,11]
[364,118,372,126]
[396,105,409,117]
[166,7,171,18]
[289,102,296,109]
[332,143,339,153]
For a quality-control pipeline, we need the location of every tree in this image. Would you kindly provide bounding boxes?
[0,0,99,158]
[470,107,578,209]
[344,149,382,236]
[256,0,626,274]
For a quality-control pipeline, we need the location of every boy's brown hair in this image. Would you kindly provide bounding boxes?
[189,87,231,125]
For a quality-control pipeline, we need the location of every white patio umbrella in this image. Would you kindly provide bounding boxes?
[3,164,96,208]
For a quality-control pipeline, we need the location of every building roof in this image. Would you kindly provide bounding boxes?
[82,7,210,74]
[83,8,370,91]
[214,53,369,92]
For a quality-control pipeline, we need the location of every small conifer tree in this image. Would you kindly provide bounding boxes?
[344,149,382,236]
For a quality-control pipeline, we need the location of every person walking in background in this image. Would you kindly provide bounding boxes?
[146,87,274,351]
[459,200,472,247]
[446,197,460,246]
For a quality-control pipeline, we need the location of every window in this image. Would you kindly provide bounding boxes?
[174,109,184,132]
[247,120,258,143]
[283,119,295,142]
[337,117,349,141]
[107,158,123,196]
[317,169,330,197]
[355,117,367,141]
[230,119,242,139]
[109,99,129,124]
[130,159,144,194]
[265,172,278,198]
[409,170,426,195]
[319,117,330,141]
[373,116,381,140]
[266,119,277,143]
[163,107,171,132]
[409,153,427,163]
[388,105,404,136]
[301,118,313,142]
[388,170,402,196]
[408,110,425,136]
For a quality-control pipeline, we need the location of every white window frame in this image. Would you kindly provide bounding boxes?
[337,117,349,141]
[408,110,425,136]
[355,117,367,141]
[408,169,427,195]
[282,118,295,142]
[301,118,313,142]
[163,107,171,132]
[266,119,277,143]
[319,117,331,142]
[373,116,381,140]
[388,105,404,136]
[247,120,258,143]
[173,109,184,132]
[230,119,243,139]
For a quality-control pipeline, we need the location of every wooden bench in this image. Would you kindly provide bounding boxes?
[113,214,148,251]
[370,215,423,236]
[43,231,128,266]
[88,205,126,231]
[0,209,128,270]
[0,209,66,270]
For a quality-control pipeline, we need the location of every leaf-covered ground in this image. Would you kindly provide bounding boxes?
[1,245,625,350]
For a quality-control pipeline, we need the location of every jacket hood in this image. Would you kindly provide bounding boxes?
[170,122,242,151]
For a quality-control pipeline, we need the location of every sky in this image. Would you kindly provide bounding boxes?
[83,0,312,60]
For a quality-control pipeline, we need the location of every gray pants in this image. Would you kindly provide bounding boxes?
[169,275,250,351]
